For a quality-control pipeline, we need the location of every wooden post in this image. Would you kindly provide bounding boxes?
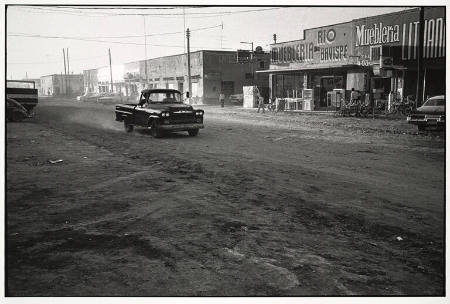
[109,48,113,93]
[186,28,192,101]
[415,7,424,107]
[62,48,67,95]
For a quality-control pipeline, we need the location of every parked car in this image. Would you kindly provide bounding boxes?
[6,80,38,122]
[115,89,204,137]
[6,98,34,122]
[77,92,99,102]
[97,92,124,103]
[407,95,445,131]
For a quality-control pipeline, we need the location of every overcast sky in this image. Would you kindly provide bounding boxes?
[6,5,412,79]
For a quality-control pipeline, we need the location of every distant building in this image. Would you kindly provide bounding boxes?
[83,49,270,104]
[40,74,84,97]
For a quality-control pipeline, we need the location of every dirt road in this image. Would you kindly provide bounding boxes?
[6,99,445,296]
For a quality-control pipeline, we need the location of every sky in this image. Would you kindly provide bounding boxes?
[6,5,413,79]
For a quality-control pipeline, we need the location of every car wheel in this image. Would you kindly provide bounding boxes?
[124,121,134,132]
[150,122,163,138]
[188,129,199,136]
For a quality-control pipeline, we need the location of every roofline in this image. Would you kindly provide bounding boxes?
[40,73,83,77]
[352,7,417,22]
[269,7,426,47]
[83,49,239,72]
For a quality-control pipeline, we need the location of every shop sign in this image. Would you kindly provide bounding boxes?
[380,56,393,68]
[402,17,445,59]
[354,8,445,61]
[355,23,400,46]
[270,23,351,65]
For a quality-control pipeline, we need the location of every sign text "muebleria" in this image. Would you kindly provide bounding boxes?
[356,23,400,46]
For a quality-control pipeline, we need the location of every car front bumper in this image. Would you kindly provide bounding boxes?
[158,123,204,131]
[407,116,445,126]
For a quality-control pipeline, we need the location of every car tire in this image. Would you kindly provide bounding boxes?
[188,129,199,136]
[150,122,163,138]
[124,121,134,132]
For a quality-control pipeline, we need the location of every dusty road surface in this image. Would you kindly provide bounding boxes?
[6,99,445,296]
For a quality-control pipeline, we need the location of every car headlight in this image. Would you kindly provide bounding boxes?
[161,112,170,117]
[195,111,204,116]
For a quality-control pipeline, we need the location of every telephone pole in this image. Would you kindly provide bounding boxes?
[66,48,70,95]
[109,48,113,93]
[415,6,424,107]
[183,8,186,53]
[62,48,67,95]
[186,28,192,101]
[143,15,149,86]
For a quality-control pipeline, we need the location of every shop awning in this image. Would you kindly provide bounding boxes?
[256,64,360,74]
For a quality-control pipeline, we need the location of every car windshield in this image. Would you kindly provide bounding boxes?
[423,98,445,107]
[146,92,182,103]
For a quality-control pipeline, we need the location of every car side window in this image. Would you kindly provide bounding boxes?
[436,99,445,106]
[138,93,147,107]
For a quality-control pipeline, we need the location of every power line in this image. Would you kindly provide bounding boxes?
[8,55,106,65]
[15,6,283,17]
[7,24,222,40]
[8,33,235,50]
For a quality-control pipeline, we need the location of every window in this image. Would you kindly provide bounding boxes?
[259,61,265,69]
[370,46,382,62]
[424,98,445,106]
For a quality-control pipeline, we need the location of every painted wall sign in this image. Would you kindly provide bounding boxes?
[355,23,400,46]
[353,7,445,62]
[270,22,352,67]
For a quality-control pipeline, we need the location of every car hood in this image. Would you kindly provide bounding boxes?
[416,105,445,114]
[147,103,194,111]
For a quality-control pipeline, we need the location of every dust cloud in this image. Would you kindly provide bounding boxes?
[66,104,124,132]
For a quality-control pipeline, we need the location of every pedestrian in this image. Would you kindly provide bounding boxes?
[350,88,359,105]
[257,93,265,113]
[219,92,225,108]
[350,88,360,116]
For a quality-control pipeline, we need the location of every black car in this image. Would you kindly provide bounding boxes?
[115,89,204,137]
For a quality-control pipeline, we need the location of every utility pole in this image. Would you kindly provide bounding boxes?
[220,21,223,49]
[273,34,277,44]
[63,48,67,95]
[143,15,149,86]
[415,6,424,108]
[183,8,186,53]
[109,48,113,93]
[66,48,70,74]
[66,48,70,95]
[186,28,192,101]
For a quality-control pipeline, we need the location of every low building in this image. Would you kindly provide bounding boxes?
[40,74,84,97]
[83,49,270,105]
[258,6,445,110]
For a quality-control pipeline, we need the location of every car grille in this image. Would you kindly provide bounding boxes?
[170,113,196,124]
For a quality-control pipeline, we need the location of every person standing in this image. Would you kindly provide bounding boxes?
[257,93,265,113]
[219,92,225,108]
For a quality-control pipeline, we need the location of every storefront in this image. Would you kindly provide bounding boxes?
[352,6,445,105]
[260,6,445,111]
[260,21,358,110]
